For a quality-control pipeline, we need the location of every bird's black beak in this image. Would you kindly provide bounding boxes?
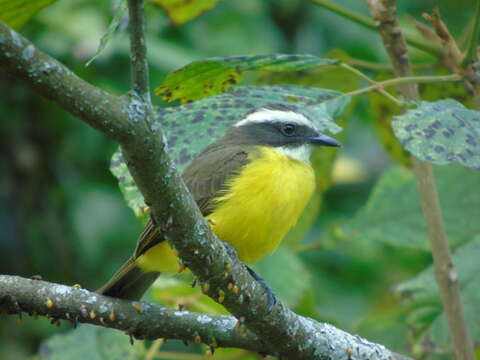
[309,133,341,147]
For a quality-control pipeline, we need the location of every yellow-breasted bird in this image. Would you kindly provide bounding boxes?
[98,104,341,301]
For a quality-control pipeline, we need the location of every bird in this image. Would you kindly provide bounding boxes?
[98,104,341,301]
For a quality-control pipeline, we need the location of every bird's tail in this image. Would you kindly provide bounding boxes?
[97,257,160,301]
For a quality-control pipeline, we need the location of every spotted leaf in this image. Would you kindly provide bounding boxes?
[112,85,348,220]
[392,99,480,169]
[155,54,340,103]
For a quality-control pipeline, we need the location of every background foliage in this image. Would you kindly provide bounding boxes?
[1,0,478,359]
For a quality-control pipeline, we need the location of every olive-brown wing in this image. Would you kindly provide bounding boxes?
[182,145,250,216]
[133,145,250,258]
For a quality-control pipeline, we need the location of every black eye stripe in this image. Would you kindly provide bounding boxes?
[230,121,318,147]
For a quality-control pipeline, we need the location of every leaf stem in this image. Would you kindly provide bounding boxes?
[310,0,375,30]
[127,0,151,104]
[339,73,462,102]
[340,63,403,105]
[309,0,442,56]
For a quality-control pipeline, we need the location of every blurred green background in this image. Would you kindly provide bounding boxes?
[1,0,479,359]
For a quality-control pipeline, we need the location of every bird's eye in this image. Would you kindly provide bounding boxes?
[282,123,296,136]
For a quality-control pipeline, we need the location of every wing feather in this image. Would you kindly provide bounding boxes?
[133,145,250,258]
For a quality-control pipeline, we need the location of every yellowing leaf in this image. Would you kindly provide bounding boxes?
[155,54,339,103]
[150,0,220,25]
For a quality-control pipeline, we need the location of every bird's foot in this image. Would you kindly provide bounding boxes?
[221,241,277,313]
[246,266,277,314]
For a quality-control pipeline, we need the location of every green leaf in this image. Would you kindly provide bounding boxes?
[252,246,311,307]
[86,0,128,66]
[39,325,143,360]
[150,0,221,25]
[112,85,348,219]
[339,165,480,251]
[0,0,55,29]
[396,236,480,355]
[155,54,340,103]
[392,99,480,169]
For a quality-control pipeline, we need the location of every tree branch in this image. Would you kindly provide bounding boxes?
[338,68,462,104]
[0,20,410,360]
[0,22,132,144]
[365,2,475,360]
[127,0,151,104]
[0,275,264,351]
[0,275,412,360]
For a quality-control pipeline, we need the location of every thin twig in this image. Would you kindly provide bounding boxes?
[127,0,151,104]
[145,339,165,360]
[310,0,375,31]
[340,63,403,105]
[346,58,394,71]
[365,1,475,359]
[338,73,462,102]
[346,58,435,71]
[461,0,480,67]
[309,0,441,56]
[0,275,263,351]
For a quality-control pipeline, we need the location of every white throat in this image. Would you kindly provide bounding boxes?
[275,144,312,163]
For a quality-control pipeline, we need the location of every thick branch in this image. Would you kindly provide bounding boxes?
[0,21,409,360]
[0,275,264,351]
[0,275,411,360]
[0,22,132,144]
[365,2,475,360]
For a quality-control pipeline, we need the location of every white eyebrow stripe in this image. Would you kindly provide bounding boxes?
[234,108,316,129]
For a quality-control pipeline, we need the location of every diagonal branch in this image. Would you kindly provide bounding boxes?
[0,22,132,144]
[365,2,475,360]
[0,20,410,360]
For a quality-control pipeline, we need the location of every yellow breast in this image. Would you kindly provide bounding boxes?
[136,145,315,274]
[207,146,315,264]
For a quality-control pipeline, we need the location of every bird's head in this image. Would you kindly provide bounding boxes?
[226,104,341,163]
